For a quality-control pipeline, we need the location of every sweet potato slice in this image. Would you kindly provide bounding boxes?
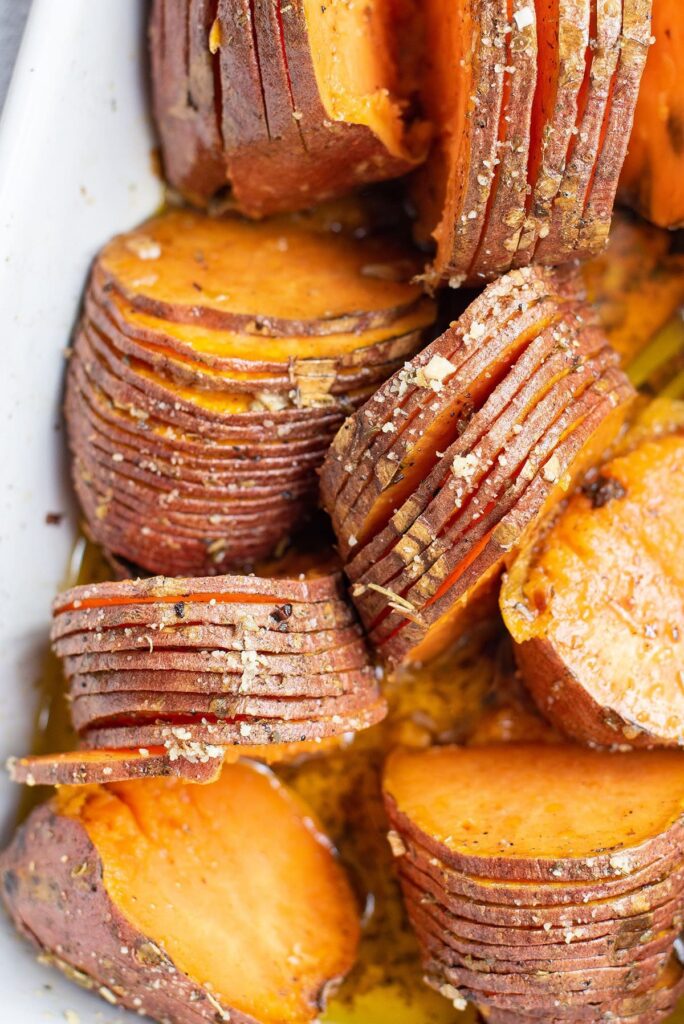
[619,0,684,228]
[150,0,427,214]
[6,748,223,786]
[97,210,428,331]
[411,0,508,287]
[512,0,591,267]
[501,427,684,748]
[399,856,684,928]
[81,700,387,751]
[572,0,653,260]
[68,667,372,699]
[1,763,360,1022]
[69,688,378,732]
[469,0,539,282]
[402,831,684,908]
[383,745,684,880]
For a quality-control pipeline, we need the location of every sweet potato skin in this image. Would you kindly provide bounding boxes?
[6,749,223,787]
[149,0,424,215]
[1,801,257,1024]
[149,0,227,207]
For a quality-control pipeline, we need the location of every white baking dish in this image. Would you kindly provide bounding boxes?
[0,1,162,1017]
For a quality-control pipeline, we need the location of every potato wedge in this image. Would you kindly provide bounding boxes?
[1,764,360,1023]
[501,426,684,748]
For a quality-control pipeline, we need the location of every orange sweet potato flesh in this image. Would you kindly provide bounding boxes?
[501,426,684,747]
[98,210,427,330]
[384,744,684,879]
[2,763,360,1024]
[302,0,427,164]
[619,0,684,228]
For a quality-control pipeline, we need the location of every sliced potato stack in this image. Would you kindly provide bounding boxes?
[2,763,360,1024]
[68,209,435,575]
[150,0,428,215]
[8,573,385,786]
[320,266,635,665]
[502,409,684,748]
[383,744,684,1022]
[414,0,652,286]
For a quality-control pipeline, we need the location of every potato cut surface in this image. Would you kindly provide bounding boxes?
[384,744,684,865]
[99,210,427,325]
[2,763,360,1024]
[619,0,684,229]
[502,429,684,747]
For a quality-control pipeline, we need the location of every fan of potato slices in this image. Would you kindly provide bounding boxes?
[150,0,430,215]
[69,208,435,575]
[9,573,385,786]
[412,0,652,286]
[384,745,684,1023]
[321,265,636,665]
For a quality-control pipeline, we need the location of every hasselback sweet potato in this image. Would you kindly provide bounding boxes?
[7,572,385,785]
[321,266,635,664]
[413,0,651,285]
[383,743,684,1021]
[150,0,428,215]
[69,210,434,575]
[501,416,684,748]
[619,0,684,228]
[1,763,360,1023]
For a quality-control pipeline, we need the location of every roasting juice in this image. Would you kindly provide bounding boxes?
[24,535,684,1024]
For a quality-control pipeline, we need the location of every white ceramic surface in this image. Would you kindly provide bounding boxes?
[0,0,162,1018]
